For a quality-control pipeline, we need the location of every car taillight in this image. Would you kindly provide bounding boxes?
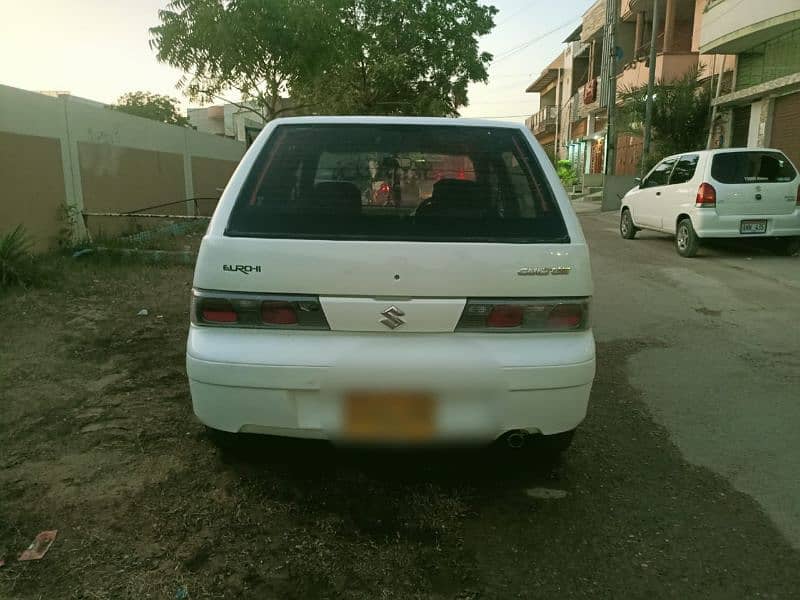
[548,304,583,328]
[191,291,328,329]
[261,302,298,325]
[796,185,800,206]
[201,300,238,323]
[696,183,716,207]
[378,182,391,194]
[487,305,524,327]
[456,299,589,332]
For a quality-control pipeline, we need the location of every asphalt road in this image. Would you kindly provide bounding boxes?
[582,207,800,549]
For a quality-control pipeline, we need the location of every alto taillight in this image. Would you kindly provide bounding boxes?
[696,182,716,207]
[192,291,328,329]
[456,299,589,332]
[796,184,800,206]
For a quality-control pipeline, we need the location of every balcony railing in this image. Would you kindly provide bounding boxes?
[526,105,557,135]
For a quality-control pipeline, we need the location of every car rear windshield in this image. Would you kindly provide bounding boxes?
[226,124,568,243]
[711,151,797,184]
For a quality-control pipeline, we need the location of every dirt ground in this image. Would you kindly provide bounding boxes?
[2,254,800,599]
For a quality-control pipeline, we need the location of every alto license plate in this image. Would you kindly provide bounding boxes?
[740,220,766,234]
[344,392,435,441]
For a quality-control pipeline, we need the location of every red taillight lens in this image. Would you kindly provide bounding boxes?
[192,291,328,329]
[261,302,298,325]
[487,305,524,327]
[796,185,800,206]
[547,304,584,329]
[696,182,716,207]
[378,182,391,194]
[201,301,238,323]
[456,299,589,332]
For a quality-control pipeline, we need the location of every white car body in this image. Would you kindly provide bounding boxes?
[621,148,800,252]
[186,116,595,446]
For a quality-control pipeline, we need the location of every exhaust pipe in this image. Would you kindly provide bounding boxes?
[506,431,527,449]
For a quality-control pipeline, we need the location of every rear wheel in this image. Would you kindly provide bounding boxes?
[676,218,700,258]
[774,237,800,256]
[620,209,638,239]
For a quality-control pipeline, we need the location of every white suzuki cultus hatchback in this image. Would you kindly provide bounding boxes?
[187,117,595,453]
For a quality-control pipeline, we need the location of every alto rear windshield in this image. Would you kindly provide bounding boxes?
[711,151,797,184]
[226,124,568,243]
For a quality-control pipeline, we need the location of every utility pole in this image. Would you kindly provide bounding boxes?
[641,0,660,174]
[554,68,562,161]
[705,55,726,149]
[603,0,619,176]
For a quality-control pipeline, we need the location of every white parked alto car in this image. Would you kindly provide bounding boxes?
[187,116,595,453]
[619,148,800,257]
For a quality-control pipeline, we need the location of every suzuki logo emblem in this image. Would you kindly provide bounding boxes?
[380,305,406,329]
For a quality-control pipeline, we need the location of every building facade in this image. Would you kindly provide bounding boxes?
[526,0,739,178]
[525,53,565,159]
[699,0,800,167]
[188,103,267,145]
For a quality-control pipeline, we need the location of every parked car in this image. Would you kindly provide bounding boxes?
[619,148,800,257]
[186,116,595,454]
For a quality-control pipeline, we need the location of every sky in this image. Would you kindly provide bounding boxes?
[1,0,596,124]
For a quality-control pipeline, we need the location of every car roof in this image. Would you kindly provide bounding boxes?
[267,115,527,130]
[659,147,789,162]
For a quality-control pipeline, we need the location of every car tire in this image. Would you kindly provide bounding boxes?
[675,218,700,258]
[774,237,800,257]
[620,209,638,239]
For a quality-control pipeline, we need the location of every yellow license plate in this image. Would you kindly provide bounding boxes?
[344,392,435,441]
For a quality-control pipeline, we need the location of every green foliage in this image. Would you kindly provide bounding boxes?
[556,160,578,187]
[0,225,37,289]
[111,91,190,126]
[150,0,497,119]
[617,66,711,171]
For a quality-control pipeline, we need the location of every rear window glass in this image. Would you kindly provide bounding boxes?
[711,151,797,184]
[226,124,568,243]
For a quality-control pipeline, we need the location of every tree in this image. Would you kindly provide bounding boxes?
[617,66,711,171]
[149,0,497,120]
[290,0,497,116]
[150,0,314,121]
[111,91,190,126]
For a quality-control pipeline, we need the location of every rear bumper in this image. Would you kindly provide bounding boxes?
[693,209,800,238]
[186,327,596,442]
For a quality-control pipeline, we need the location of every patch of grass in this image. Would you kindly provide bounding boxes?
[0,225,39,290]
[64,220,207,264]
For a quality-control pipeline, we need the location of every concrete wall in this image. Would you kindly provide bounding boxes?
[736,28,800,90]
[0,132,68,251]
[700,0,800,53]
[191,157,240,216]
[746,99,768,147]
[0,84,244,250]
[581,0,606,42]
[617,52,700,90]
